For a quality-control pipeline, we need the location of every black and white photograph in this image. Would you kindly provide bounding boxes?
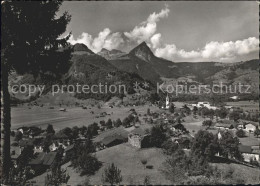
[1,1,260,185]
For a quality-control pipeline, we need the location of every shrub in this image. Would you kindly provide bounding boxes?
[236,129,246,138]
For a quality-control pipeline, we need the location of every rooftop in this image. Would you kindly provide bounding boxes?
[130,127,146,136]
[29,152,57,166]
[101,134,125,146]
[239,145,252,154]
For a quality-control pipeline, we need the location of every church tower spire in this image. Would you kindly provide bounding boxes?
[166,94,170,109]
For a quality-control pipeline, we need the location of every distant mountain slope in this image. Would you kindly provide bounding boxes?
[9,42,259,103]
[108,42,259,87]
[66,44,151,100]
[97,48,126,60]
[109,42,175,83]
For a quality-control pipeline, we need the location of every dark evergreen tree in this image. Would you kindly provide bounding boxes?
[102,163,123,185]
[1,2,71,181]
[46,124,55,134]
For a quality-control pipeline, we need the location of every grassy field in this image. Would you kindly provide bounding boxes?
[89,143,172,185]
[238,135,260,146]
[225,100,259,112]
[11,104,160,130]
[30,143,171,185]
[211,162,260,184]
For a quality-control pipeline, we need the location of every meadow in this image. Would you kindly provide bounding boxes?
[11,104,160,130]
[225,100,259,112]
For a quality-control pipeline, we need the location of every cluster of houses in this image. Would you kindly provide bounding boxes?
[92,106,192,150]
[215,120,259,163]
[215,119,258,133]
[191,101,217,110]
[11,126,79,176]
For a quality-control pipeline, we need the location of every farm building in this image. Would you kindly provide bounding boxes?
[239,145,260,162]
[244,123,257,133]
[64,144,75,158]
[101,134,126,148]
[29,152,58,174]
[128,128,150,148]
[215,120,240,130]
[10,146,22,167]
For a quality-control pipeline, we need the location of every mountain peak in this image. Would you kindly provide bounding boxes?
[100,48,110,53]
[129,41,154,62]
[73,43,94,54]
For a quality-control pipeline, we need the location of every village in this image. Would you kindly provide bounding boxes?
[2,1,259,185]
[9,95,260,184]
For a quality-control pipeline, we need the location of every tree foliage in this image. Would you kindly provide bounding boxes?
[102,163,122,185]
[46,124,55,134]
[1,2,71,181]
[114,118,122,128]
[45,163,70,186]
[218,131,243,161]
[254,126,260,137]
[202,120,213,129]
[236,129,246,138]
[2,1,72,78]
[191,130,218,161]
[149,125,167,148]
[14,131,23,141]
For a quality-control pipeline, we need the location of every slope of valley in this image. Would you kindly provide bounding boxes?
[106,42,259,93]
[9,42,259,104]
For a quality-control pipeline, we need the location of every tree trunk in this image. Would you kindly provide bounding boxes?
[1,63,11,183]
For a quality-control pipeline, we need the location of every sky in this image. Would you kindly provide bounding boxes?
[58,1,259,62]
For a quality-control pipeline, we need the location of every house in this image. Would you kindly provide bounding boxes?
[10,146,22,167]
[128,128,150,148]
[101,134,126,148]
[193,102,218,110]
[171,134,193,149]
[64,144,75,156]
[17,126,43,138]
[215,123,234,130]
[29,152,57,174]
[239,145,260,162]
[215,120,238,130]
[34,145,43,154]
[49,141,68,152]
[19,139,34,151]
[59,108,66,112]
[230,96,239,100]
[244,123,257,133]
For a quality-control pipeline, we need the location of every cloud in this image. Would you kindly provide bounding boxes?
[103,32,124,51]
[92,28,111,51]
[147,4,170,23]
[150,33,162,48]
[68,32,93,47]
[67,6,257,62]
[68,28,124,53]
[68,5,170,53]
[124,5,169,43]
[155,37,259,62]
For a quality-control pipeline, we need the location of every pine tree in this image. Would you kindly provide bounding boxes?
[1,1,71,182]
[45,163,70,186]
[169,103,175,113]
[102,163,123,185]
[46,124,55,134]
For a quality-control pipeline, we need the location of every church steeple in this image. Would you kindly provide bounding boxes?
[166,94,170,109]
